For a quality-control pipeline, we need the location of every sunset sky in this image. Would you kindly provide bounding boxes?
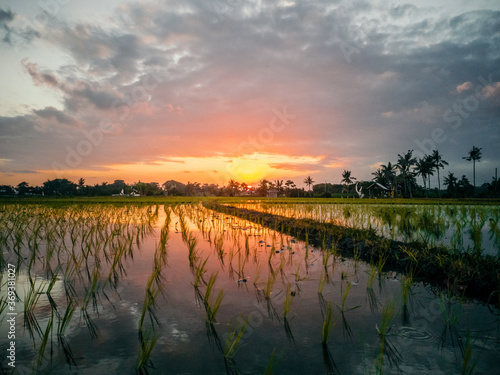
[1,0,499,188]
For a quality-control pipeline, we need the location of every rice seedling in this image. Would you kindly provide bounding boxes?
[438,294,462,351]
[45,271,60,314]
[193,255,209,288]
[223,317,248,360]
[264,348,283,375]
[244,233,250,256]
[375,299,401,374]
[462,330,478,375]
[337,282,360,337]
[263,272,277,300]
[215,233,225,265]
[34,309,54,373]
[187,234,198,268]
[136,329,159,374]
[321,302,335,345]
[401,272,413,323]
[322,248,331,272]
[24,277,45,339]
[57,297,76,337]
[138,269,163,334]
[318,271,328,294]
[283,282,294,319]
[353,244,361,269]
[366,264,378,312]
[204,273,224,324]
[294,263,304,283]
[340,270,348,281]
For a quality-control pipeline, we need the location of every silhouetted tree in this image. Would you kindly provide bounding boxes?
[431,150,448,197]
[303,176,314,191]
[43,179,77,196]
[463,146,482,196]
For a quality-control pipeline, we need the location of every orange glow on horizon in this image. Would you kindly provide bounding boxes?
[32,153,324,186]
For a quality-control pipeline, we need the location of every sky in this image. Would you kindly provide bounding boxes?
[0,0,499,188]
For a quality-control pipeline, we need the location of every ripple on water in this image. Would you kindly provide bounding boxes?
[397,326,435,342]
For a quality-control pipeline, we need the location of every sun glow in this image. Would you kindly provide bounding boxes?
[227,158,270,182]
[34,153,322,186]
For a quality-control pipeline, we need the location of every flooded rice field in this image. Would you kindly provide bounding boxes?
[230,203,500,256]
[0,203,499,374]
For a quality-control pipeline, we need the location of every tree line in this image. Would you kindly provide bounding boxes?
[1,146,498,198]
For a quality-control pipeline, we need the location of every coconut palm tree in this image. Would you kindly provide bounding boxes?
[303,176,314,191]
[414,156,434,197]
[274,180,284,195]
[380,162,397,196]
[443,172,458,197]
[431,150,448,198]
[396,150,417,198]
[371,168,386,185]
[463,146,482,195]
[341,170,356,196]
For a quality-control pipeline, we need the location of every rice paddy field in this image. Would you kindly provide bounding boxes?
[0,200,499,374]
[229,203,500,256]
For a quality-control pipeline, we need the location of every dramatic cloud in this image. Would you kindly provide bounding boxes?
[0,0,499,186]
[0,8,39,47]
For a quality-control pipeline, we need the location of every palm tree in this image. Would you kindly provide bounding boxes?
[414,156,434,197]
[396,150,417,198]
[424,154,435,192]
[341,170,356,196]
[303,176,314,191]
[371,168,385,185]
[284,180,296,197]
[431,150,448,198]
[443,172,458,197]
[274,180,284,195]
[380,162,397,196]
[463,146,482,195]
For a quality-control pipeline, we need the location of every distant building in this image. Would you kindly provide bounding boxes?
[267,188,279,198]
[366,183,392,198]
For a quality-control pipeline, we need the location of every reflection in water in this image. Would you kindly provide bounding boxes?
[232,203,500,255]
[0,203,498,374]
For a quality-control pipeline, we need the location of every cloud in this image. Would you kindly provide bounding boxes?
[33,107,77,125]
[482,82,500,98]
[0,1,499,185]
[22,59,59,87]
[0,8,39,47]
[268,162,320,173]
[12,169,40,174]
[456,82,473,93]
